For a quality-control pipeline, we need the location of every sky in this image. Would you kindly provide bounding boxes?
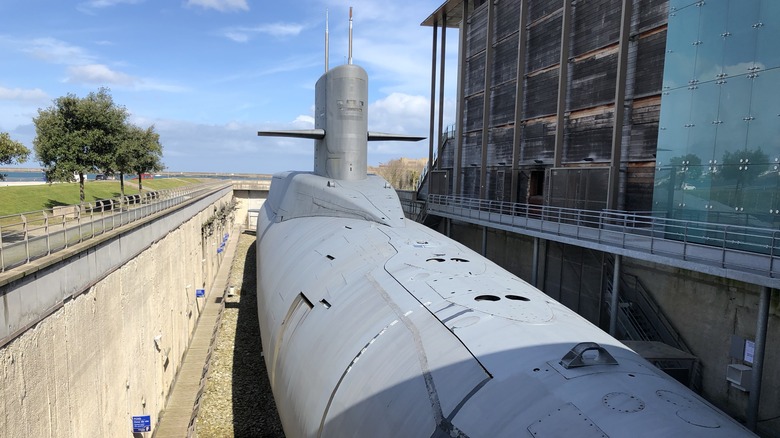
[0,0,458,174]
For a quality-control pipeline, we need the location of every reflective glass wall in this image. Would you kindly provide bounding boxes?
[653,0,780,229]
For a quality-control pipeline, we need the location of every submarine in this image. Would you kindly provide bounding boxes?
[255,8,754,437]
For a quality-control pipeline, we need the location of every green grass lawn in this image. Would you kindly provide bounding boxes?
[0,178,203,217]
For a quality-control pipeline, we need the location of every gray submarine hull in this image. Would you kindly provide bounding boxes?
[255,171,753,437]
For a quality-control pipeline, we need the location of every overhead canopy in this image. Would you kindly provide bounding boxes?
[420,0,465,28]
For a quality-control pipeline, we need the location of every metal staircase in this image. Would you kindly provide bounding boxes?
[604,255,701,390]
[416,125,455,199]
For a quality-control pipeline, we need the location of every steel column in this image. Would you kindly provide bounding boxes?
[453,1,470,196]
[609,254,622,336]
[607,0,633,210]
[428,22,438,178]
[553,0,572,168]
[437,15,447,170]
[747,286,771,431]
[511,0,529,204]
[479,0,495,199]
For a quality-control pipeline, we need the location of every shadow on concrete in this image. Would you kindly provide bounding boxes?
[231,238,285,437]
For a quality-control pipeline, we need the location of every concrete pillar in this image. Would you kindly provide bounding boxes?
[481,225,488,257]
[532,237,540,287]
[747,286,771,431]
[428,22,438,178]
[511,0,529,204]
[609,254,622,336]
[479,0,496,199]
[553,0,572,168]
[607,0,633,211]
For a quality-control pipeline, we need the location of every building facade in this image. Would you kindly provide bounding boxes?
[655,1,780,229]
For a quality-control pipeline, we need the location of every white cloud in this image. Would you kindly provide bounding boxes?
[150,118,314,173]
[80,0,145,8]
[222,22,305,42]
[366,93,431,164]
[22,38,95,65]
[135,80,190,93]
[62,64,188,92]
[223,32,249,43]
[369,93,430,134]
[187,0,248,12]
[0,87,49,102]
[292,115,314,128]
[66,64,138,86]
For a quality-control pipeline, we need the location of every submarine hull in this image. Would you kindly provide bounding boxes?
[255,171,753,438]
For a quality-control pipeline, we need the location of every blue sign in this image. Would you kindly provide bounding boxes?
[196,289,205,298]
[132,415,151,433]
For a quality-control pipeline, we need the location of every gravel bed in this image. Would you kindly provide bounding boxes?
[196,232,285,437]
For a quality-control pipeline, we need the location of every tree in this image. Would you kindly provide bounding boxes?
[668,153,702,185]
[114,124,142,196]
[717,148,769,188]
[371,157,427,190]
[0,132,31,180]
[33,88,128,202]
[115,123,164,193]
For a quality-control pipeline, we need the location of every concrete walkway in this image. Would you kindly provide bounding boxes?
[154,227,240,438]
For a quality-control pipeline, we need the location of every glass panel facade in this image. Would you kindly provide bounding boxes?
[654,0,780,231]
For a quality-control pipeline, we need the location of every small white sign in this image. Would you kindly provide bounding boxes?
[744,339,755,364]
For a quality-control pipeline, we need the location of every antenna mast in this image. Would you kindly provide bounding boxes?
[325,9,329,72]
[348,7,353,65]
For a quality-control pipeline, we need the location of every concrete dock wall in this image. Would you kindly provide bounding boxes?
[624,260,780,435]
[232,188,266,228]
[0,187,235,437]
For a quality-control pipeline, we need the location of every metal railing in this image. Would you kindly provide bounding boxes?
[426,194,780,287]
[0,182,230,272]
[399,198,423,220]
[416,124,457,194]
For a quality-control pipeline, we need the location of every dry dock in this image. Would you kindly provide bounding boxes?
[157,231,284,437]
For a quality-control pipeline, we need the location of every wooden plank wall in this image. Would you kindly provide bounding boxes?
[438,0,668,209]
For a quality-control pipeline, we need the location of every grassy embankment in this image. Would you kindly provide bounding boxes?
[0,178,203,217]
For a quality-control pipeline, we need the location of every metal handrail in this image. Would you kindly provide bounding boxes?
[426,194,780,284]
[0,182,230,272]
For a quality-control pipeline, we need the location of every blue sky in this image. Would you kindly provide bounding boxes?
[0,0,457,174]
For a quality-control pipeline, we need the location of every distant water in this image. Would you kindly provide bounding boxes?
[1,171,47,182]
[0,171,171,182]
[0,171,270,183]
